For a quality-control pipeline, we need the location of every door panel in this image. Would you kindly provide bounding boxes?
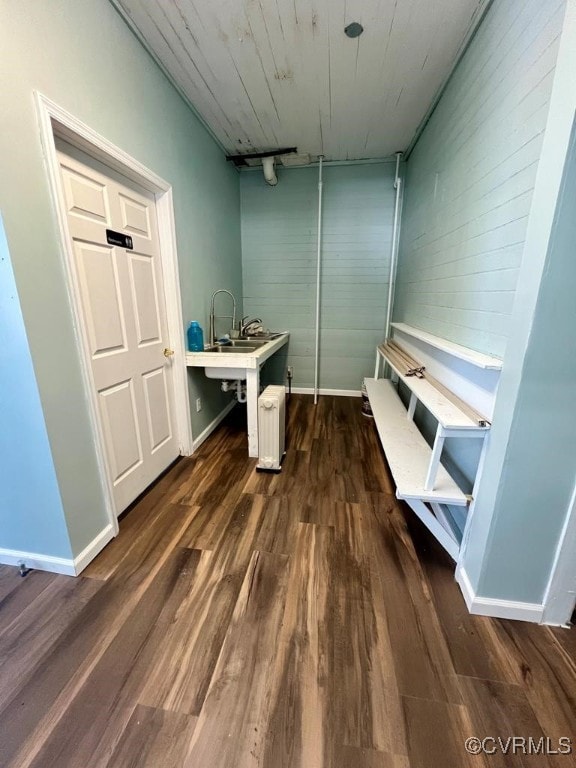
[61,167,110,223]
[128,253,162,346]
[119,193,151,237]
[99,379,143,483]
[74,242,127,357]
[57,140,179,515]
[142,367,172,451]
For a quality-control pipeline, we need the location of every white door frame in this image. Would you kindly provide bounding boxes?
[35,92,193,535]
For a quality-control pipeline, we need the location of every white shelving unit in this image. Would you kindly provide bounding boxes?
[366,342,491,561]
[390,323,503,370]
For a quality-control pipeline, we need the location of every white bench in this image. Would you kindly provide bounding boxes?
[366,343,491,560]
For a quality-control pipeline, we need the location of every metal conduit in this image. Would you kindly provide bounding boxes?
[313,155,324,405]
[384,152,403,340]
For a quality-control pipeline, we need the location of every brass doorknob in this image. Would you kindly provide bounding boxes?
[163,348,175,358]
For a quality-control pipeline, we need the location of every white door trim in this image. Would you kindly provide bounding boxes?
[35,92,193,536]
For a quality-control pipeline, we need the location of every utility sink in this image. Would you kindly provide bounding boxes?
[204,339,269,353]
[206,344,258,354]
[240,332,284,341]
[185,332,290,459]
[185,332,289,380]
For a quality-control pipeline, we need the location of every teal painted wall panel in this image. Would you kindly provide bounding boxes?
[0,218,72,558]
[241,164,396,391]
[473,121,576,603]
[0,0,241,556]
[394,0,565,357]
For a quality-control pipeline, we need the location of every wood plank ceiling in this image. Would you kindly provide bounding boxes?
[111,0,490,162]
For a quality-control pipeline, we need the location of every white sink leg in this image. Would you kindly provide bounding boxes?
[246,367,260,457]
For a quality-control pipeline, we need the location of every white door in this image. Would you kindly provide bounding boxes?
[57,141,179,514]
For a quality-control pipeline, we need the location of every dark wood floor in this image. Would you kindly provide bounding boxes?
[0,395,575,767]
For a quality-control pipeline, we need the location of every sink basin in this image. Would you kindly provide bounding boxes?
[239,332,283,341]
[186,332,289,381]
[207,339,268,351]
[206,344,257,353]
[230,339,268,347]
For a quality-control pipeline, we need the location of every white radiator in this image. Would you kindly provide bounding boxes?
[256,385,286,472]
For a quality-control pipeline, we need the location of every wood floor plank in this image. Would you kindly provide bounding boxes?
[548,624,576,663]
[359,417,397,494]
[0,565,34,602]
[494,621,576,741]
[194,405,247,457]
[0,570,56,632]
[367,499,462,704]
[285,393,316,452]
[184,549,290,768]
[0,575,102,708]
[0,504,192,768]
[0,396,574,767]
[178,492,263,569]
[242,448,310,497]
[27,548,204,768]
[170,447,253,508]
[334,746,410,768]
[174,500,225,551]
[458,676,568,768]
[404,512,522,684]
[401,695,485,768]
[253,495,302,555]
[140,494,265,715]
[306,437,364,504]
[262,523,336,768]
[82,458,195,581]
[331,504,407,755]
[106,705,197,768]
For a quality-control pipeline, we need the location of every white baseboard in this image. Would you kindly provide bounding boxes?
[73,523,115,574]
[192,400,237,452]
[0,523,116,577]
[288,387,362,397]
[457,567,545,623]
[0,548,76,576]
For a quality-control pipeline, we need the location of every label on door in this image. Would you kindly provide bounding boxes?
[106,229,134,250]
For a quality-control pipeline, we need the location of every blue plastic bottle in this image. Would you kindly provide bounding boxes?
[187,321,204,352]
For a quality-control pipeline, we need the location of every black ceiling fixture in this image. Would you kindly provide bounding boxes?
[226,147,298,167]
[344,22,364,38]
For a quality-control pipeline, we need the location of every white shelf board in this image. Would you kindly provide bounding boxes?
[378,348,489,431]
[365,378,468,506]
[391,323,503,370]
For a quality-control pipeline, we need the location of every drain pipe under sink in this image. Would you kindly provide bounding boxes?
[221,379,247,403]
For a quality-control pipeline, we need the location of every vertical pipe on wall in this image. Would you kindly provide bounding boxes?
[314,155,324,405]
[384,152,403,340]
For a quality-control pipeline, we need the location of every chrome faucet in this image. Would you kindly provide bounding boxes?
[209,290,237,345]
[241,315,263,336]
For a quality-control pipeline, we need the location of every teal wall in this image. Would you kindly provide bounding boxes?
[0,0,241,557]
[467,122,576,603]
[394,0,565,358]
[461,0,576,610]
[482,125,576,600]
[0,217,72,559]
[241,163,396,391]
